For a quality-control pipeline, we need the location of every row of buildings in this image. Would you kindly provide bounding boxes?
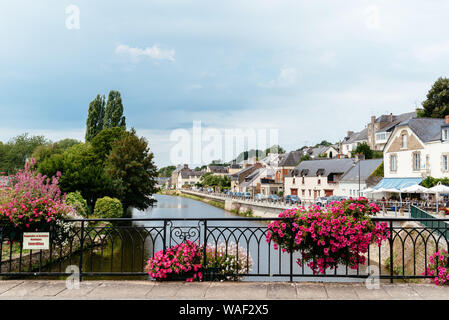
[165,112,449,201]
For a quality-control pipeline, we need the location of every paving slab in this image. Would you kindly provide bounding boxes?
[0,281,45,298]
[411,284,449,300]
[295,283,328,300]
[87,281,155,299]
[267,283,297,299]
[325,284,359,300]
[147,282,189,299]
[382,284,421,300]
[0,280,24,295]
[205,282,268,300]
[352,283,392,300]
[55,281,102,298]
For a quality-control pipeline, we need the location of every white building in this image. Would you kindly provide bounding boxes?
[383,117,449,181]
[284,159,355,201]
[336,159,383,198]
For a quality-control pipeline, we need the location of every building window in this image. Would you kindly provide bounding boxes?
[443,128,449,141]
[302,177,305,184]
[413,152,421,171]
[292,178,295,184]
[302,189,305,196]
[308,190,311,196]
[376,132,387,141]
[443,155,449,171]
[390,155,397,172]
[317,179,321,185]
[401,134,407,149]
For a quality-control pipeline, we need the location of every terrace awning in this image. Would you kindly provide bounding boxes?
[373,178,422,191]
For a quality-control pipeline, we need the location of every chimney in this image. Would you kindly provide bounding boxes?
[347,131,354,137]
[446,115,449,124]
[389,113,393,122]
[183,164,189,169]
[371,116,376,124]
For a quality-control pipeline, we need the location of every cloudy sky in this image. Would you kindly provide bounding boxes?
[1,0,449,167]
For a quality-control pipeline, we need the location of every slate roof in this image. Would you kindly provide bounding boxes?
[289,159,355,177]
[376,111,416,124]
[342,128,368,144]
[397,118,446,142]
[339,159,383,183]
[377,111,417,133]
[180,170,205,178]
[279,151,302,167]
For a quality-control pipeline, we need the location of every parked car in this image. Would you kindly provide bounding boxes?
[314,196,328,207]
[243,192,251,199]
[285,195,301,205]
[226,191,233,196]
[234,192,243,197]
[268,194,281,202]
[255,193,267,201]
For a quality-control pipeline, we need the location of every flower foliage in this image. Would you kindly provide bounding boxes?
[0,159,73,230]
[423,250,449,286]
[145,240,252,282]
[266,197,390,274]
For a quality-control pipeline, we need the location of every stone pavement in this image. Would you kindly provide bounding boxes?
[0,280,448,300]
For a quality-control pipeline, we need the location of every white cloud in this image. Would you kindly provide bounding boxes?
[115,44,175,62]
[260,67,297,88]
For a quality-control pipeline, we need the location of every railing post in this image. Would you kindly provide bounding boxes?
[203,219,208,279]
[79,220,85,282]
[163,220,167,254]
[289,218,293,282]
[389,220,394,283]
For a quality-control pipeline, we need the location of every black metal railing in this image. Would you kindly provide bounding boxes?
[0,212,448,282]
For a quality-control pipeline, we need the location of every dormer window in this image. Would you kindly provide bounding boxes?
[401,134,407,149]
[443,128,449,141]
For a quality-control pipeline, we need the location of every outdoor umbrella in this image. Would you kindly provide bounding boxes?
[426,182,449,213]
[400,184,429,193]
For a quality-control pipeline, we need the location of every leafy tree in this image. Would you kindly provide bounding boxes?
[314,140,332,147]
[0,133,48,174]
[105,129,157,213]
[103,90,126,129]
[85,95,106,142]
[94,196,123,218]
[90,127,125,162]
[265,145,285,155]
[38,143,113,208]
[300,154,311,162]
[32,139,80,164]
[158,165,177,177]
[351,142,373,159]
[420,77,449,118]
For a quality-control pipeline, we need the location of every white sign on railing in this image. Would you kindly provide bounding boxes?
[23,232,50,250]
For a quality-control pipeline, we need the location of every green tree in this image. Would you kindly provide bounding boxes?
[103,90,126,129]
[420,77,449,118]
[158,165,177,177]
[105,129,157,213]
[265,145,285,155]
[351,142,373,159]
[0,133,48,174]
[90,127,125,162]
[94,196,123,218]
[85,95,106,142]
[314,140,333,147]
[32,138,80,164]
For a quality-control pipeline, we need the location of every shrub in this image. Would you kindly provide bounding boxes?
[423,250,449,285]
[66,191,89,217]
[0,160,73,231]
[145,241,252,282]
[94,196,123,218]
[266,197,390,274]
